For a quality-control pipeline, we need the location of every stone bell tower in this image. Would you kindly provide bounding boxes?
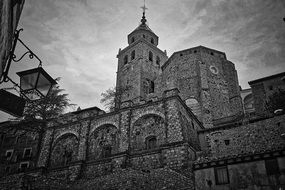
[115,5,168,107]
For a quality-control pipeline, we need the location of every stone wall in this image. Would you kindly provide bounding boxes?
[131,151,163,169]
[198,115,285,160]
[159,46,243,128]
[34,93,201,189]
[75,167,193,190]
[38,110,98,168]
[116,43,143,103]
[50,134,79,167]
[0,173,24,190]
[251,83,267,116]
[180,113,200,150]
[130,114,165,151]
[81,142,194,178]
[195,157,285,190]
[250,73,285,116]
[19,142,196,189]
[84,160,115,178]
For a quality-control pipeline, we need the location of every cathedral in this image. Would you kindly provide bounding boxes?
[0,6,285,190]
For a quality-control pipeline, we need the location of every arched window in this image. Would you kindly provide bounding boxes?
[185,98,200,117]
[146,136,157,149]
[50,134,79,167]
[131,50,135,60]
[131,37,135,43]
[156,56,160,66]
[88,124,118,160]
[151,38,154,44]
[143,79,154,94]
[63,146,73,165]
[149,81,154,93]
[149,51,153,62]
[124,55,128,64]
[101,145,112,158]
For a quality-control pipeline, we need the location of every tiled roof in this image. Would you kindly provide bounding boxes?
[134,23,154,33]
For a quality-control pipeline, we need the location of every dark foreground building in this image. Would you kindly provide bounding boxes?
[0,9,284,190]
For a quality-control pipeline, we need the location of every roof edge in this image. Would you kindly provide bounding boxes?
[161,45,227,70]
[248,72,285,85]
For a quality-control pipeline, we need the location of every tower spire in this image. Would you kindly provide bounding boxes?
[140,0,147,25]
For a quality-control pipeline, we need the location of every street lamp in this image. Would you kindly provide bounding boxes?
[17,67,57,100]
[1,28,57,100]
[0,29,57,117]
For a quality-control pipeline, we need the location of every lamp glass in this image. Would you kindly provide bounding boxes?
[17,67,57,100]
[20,72,38,90]
[36,72,52,97]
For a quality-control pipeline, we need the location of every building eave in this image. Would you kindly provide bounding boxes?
[248,72,285,85]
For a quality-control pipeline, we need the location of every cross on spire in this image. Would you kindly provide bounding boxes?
[140,0,147,25]
[141,0,148,14]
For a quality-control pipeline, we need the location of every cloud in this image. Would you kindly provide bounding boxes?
[163,0,285,88]
[2,0,282,118]
[17,0,127,110]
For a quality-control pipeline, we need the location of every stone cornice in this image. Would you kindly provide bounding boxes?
[193,149,285,170]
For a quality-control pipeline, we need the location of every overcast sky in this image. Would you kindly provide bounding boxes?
[1,0,285,121]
